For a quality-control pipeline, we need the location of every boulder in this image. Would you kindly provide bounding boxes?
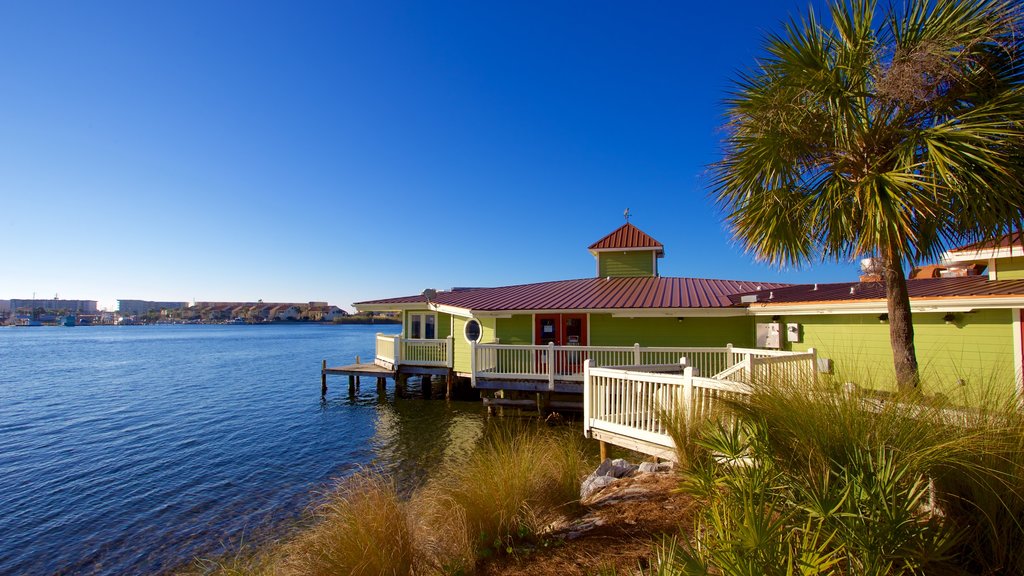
[579,458,638,499]
[580,475,617,500]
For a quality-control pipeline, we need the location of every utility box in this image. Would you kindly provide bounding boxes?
[786,323,800,343]
[756,322,781,349]
[817,357,834,374]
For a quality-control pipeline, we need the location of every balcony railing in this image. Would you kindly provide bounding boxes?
[374,333,454,369]
[469,342,814,390]
[582,349,818,460]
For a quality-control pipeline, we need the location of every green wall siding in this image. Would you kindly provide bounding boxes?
[453,316,497,373]
[588,314,756,347]
[496,314,533,344]
[780,309,1016,399]
[997,257,1024,280]
[598,251,656,277]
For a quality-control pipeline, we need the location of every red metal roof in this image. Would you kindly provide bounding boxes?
[947,232,1023,254]
[355,276,790,311]
[736,277,1024,306]
[588,223,664,254]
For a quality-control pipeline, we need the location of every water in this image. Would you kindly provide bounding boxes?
[0,324,487,574]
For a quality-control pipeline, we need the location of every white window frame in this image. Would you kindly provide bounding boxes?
[464,318,482,343]
[407,312,438,340]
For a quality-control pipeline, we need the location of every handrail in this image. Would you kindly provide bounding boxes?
[375,335,454,368]
[583,350,816,460]
[583,360,753,451]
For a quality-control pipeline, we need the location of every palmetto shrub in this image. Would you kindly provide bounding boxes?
[655,378,1024,576]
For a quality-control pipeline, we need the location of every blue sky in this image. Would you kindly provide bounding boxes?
[0,0,855,312]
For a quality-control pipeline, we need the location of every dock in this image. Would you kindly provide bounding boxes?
[320,358,455,399]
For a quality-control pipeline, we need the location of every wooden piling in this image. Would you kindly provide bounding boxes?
[396,374,407,398]
[321,359,327,396]
[376,377,386,394]
[599,441,608,461]
[348,375,356,393]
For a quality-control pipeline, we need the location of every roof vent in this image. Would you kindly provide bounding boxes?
[768,291,774,300]
[813,283,818,291]
[850,286,856,295]
[740,295,758,303]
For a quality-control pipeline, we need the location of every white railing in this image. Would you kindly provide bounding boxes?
[582,348,818,460]
[470,342,815,389]
[375,334,454,369]
[583,361,752,451]
[375,333,399,368]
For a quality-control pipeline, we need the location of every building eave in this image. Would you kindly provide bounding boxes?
[745,295,1024,316]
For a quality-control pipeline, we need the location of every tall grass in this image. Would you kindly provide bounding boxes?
[193,422,594,576]
[655,376,1024,575]
[415,423,593,572]
[284,471,414,576]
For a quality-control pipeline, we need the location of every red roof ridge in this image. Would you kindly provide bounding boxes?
[588,223,664,253]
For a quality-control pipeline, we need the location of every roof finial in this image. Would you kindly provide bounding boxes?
[623,208,631,222]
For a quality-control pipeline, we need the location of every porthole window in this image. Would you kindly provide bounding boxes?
[464,319,482,343]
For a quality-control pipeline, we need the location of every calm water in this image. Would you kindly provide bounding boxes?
[0,324,487,575]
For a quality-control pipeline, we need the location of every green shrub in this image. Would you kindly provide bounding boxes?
[657,378,1024,575]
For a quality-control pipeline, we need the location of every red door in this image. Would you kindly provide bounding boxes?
[562,314,588,373]
[534,314,588,374]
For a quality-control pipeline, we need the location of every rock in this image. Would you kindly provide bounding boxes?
[580,458,639,499]
[637,461,659,474]
[637,460,675,474]
[580,474,617,499]
[608,459,637,478]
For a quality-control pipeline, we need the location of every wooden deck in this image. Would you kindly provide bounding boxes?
[324,362,395,378]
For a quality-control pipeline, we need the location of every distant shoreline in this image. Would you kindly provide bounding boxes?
[3,319,401,327]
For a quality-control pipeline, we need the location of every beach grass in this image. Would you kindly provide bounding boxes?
[190,421,594,575]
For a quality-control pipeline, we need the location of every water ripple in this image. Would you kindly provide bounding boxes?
[0,325,485,574]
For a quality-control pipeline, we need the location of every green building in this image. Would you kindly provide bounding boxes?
[354,224,1024,404]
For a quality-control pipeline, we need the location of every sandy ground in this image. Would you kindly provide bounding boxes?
[479,472,696,575]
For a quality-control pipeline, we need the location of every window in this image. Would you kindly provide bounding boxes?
[464,319,482,343]
[408,313,437,339]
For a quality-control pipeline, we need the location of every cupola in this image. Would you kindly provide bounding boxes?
[588,222,664,278]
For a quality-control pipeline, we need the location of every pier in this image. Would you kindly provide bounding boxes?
[320,356,457,399]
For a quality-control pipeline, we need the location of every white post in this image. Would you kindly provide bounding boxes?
[548,342,556,391]
[808,347,817,385]
[633,342,641,366]
[470,341,477,388]
[683,366,694,423]
[582,359,592,438]
[726,342,734,368]
[446,335,454,368]
[393,335,402,367]
[745,354,754,383]
[679,356,687,372]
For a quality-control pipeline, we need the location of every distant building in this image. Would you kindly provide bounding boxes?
[117,300,190,316]
[9,299,98,314]
[0,300,9,313]
[305,305,348,321]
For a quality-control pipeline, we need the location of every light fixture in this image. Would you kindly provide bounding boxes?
[943,313,957,324]
[878,313,888,323]
[771,315,780,322]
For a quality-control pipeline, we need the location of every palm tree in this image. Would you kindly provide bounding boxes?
[713,0,1024,390]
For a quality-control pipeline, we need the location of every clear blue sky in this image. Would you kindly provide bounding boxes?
[0,0,855,312]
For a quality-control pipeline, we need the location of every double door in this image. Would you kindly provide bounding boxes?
[535,314,587,374]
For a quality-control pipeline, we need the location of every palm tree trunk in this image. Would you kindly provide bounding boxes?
[882,258,920,390]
